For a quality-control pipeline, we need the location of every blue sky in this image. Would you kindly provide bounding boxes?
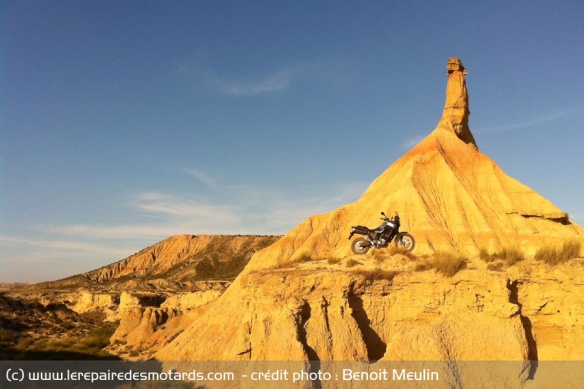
[2,1,583,282]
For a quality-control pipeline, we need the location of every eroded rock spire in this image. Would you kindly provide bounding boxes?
[442,57,477,147]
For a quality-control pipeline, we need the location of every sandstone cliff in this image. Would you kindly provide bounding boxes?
[150,255,584,387]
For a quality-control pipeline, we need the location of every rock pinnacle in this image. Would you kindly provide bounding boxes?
[442,57,477,147]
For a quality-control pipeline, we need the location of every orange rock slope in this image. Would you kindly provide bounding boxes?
[248,58,583,269]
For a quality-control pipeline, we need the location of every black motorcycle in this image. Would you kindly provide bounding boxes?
[348,212,415,255]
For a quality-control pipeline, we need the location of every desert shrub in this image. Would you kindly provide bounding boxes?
[15,336,35,350]
[296,253,312,263]
[345,259,361,268]
[370,250,385,262]
[387,246,418,260]
[415,252,467,277]
[414,262,432,272]
[535,240,582,265]
[0,328,18,343]
[486,261,505,272]
[353,269,399,283]
[561,240,582,260]
[479,247,524,266]
[479,248,495,262]
[499,247,524,266]
[327,258,341,265]
[15,320,119,359]
[534,246,557,264]
[432,252,467,277]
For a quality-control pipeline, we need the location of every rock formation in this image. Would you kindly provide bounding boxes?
[146,58,584,387]
[34,235,280,291]
[151,255,584,386]
[444,57,476,146]
[69,290,118,319]
[81,235,281,284]
[1,235,279,360]
[239,58,583,267]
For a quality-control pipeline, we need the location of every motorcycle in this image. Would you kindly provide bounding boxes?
[348,212,415,255]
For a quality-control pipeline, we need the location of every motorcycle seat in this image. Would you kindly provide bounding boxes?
[351,225,372,234]
[352,225,378,234]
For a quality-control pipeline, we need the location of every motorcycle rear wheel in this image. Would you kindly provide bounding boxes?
[395,233,415,252]
[351,238,370,255]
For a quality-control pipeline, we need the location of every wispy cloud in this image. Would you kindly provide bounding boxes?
[0,234,132,281]
[132,192,236,222]
[475,106,584,133]
[50,191,239,241]
[188,169,219,190]
[186,66,301,96]
[50,169,365,240]
[179,60,346,97]
[218,69,297,96]
[0,235,126,255]
[1,166,367,282]
[52,223,193,241]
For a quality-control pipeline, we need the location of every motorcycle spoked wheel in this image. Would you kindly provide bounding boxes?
[351,238,371,255]
[395,233,415,252]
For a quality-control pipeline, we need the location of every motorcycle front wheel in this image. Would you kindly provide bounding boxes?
[351,238,370,255]
[395,233,415,252]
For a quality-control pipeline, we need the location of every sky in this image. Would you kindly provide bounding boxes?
[2,1,583,282]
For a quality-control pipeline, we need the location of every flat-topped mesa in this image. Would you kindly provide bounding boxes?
[442,57,477,147]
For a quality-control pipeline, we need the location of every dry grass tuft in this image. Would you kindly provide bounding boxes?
[486,261,505,272]
[370,250,385,262]
[352,269,399,283]
[327,258,341,265]
[415,252,467,277]
[479,248,496,263]
[387,246,418,260]
[479,247,524,266]
[296,253,312,263]
[535,239,582,265]
[499,247,525,266]
[345,259,362,268]
[432,252,468,277]
[414,262,432,272]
